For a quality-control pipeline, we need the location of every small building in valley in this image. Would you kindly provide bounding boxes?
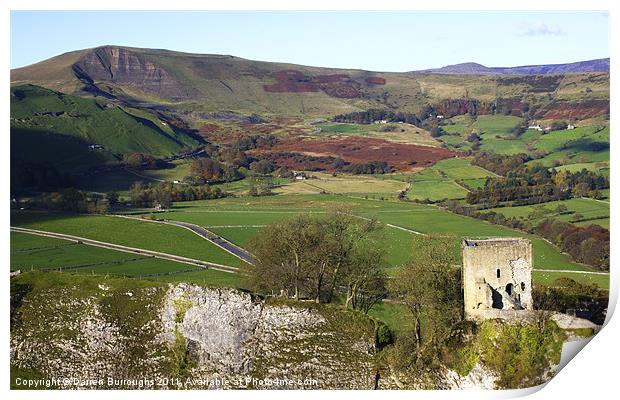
[292,171,307,180]
[528,124,543,132]
[462,237,533,321]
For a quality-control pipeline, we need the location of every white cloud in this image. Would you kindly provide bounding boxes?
[518,22,564,37]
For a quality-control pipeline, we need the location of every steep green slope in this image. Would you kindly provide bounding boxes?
[10,84,199,171]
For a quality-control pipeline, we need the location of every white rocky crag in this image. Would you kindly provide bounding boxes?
[159,284,376,389]
[11,282,376,389]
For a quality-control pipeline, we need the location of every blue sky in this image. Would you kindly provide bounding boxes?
[11,11,609,71]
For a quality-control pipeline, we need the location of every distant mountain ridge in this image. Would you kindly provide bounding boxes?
[414,58,610,75]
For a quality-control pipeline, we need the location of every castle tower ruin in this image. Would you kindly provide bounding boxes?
[462,237,533,321]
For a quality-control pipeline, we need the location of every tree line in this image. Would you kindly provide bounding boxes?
[128,181,226,209]
[467,153,609,206]
[337,160,391,175]
[333,109,422,125]
[11,161,73,193]
[21,188,113,214]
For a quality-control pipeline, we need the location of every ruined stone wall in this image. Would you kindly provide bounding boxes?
[462,238,533,321]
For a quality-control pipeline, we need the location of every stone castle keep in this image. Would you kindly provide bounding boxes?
[462,238,533,321]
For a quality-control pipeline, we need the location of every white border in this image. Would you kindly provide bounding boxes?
[2,1,616,399]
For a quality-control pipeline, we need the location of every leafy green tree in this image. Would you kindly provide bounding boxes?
[246,210,387,311]
[246,214,319,299]
[388,235,462,374]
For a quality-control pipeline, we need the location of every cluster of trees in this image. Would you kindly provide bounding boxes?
[429,127,446,138]
[333,109,422,125]
[189,158,244,183]
[467,154,609,206]
[249,159,276,175]
[187,135,282,184]
[128,181,225,208]
[229,134,278,152]
[245,211,388,312]
[247,177,278,197]
[472,153,531,176]
[466,182,571,206]
[465,132,482,150]
[11,161,73,192]
[26,188,113,214]
[548,120,569,131]
[123,153,163,169]
[536,219,609,271]
[338,160,391,175]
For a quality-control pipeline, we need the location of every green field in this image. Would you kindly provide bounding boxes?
[532,270,610,288]
[554,161,610,177]
[144,268,242,287]
[529,126,610,167]
[474,115,524,137]
[136,159,193,182]
[11,212,246,268]
[139,193,603,285]
[487,198,610,229]
[439,114,610,161]
[12,231,197,276]
[440,115,532,154]
[277,172,408,196]
[11,191,607,288]
[11,230,242,287]
[408,180,468,201]
[368,302,412,334]
[534,126,599,153]
[441,115,474,135]
[407,158,495,201]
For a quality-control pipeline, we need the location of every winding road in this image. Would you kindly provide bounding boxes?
[111,214,255,265]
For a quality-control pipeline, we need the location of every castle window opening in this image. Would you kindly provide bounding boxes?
[496,269,501,278]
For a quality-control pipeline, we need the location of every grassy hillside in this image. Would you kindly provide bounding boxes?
[11,84,200,171]
[10,46,610,120]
